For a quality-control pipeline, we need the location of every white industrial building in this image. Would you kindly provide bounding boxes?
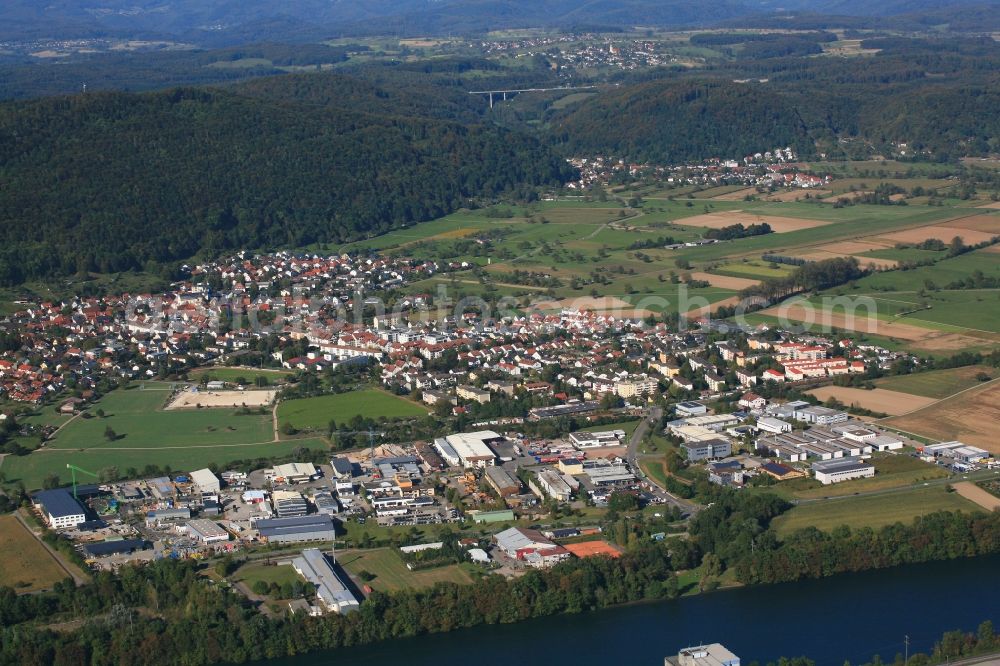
[756,417,792,434]
[441,431,501,468]
[186,519,229,544]
[190,468,221,494]
[291,548,359,614]
[812,457,875,485]
[531,469,574,501]
[570,429,625,449]
[33,489,87,529]
[924,441,989,463]
[269,462,318,485]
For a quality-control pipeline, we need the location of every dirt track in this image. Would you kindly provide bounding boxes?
[953,482,1000,511]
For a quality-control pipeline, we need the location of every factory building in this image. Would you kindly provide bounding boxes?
[812,457,875,485]
[256,515,336,545]
[186,519,229,544]
[441,431,501,468]
[485,466,522,497]
[32,489,87,529]
[189,468,221,494]
[272,490,308,517]
[291,548,360,614]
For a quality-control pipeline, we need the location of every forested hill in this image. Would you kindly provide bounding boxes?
[550,80,814,163]
[0,76,573,284]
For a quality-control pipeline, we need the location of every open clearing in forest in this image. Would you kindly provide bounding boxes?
[883,380,1000,452]
[807,386,936,415]
[673,210,831,233]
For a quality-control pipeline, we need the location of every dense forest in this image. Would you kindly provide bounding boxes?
[551,79,813,163]
[0,73,573,284]
[556,36,1000,162]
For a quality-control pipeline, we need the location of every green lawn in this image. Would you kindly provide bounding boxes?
[4,437,330,490]
[771,486,980,537]
[338,548,471,592]
[189,367,293,385]
[578,419,641,435]
[780,454,950,500]
[875,365,996,398]
[277,390,427,431]
[44,386,274,451]
[234,562,305,590]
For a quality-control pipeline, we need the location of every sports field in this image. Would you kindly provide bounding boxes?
[276,389,427,430]
[771,486,980,537]
[0,382,338,489]
[339,548,471,593]
[4,437,330,490]
[188,367,293,384]
[0,515,71,592]
[44,386,274,450]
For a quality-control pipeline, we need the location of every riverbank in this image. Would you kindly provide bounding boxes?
[268,554,1000,666]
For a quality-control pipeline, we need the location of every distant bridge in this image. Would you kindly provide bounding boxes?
[468,85,598,108]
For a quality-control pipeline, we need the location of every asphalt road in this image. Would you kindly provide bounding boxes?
[627,406,700,517]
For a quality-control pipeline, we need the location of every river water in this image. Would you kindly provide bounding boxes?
[274,554,1000,666]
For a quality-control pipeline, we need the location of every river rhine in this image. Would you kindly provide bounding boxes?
[274,554,1000,665]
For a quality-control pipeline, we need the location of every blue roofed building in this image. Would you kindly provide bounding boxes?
[32,489,87,529]
[256,515,336,545]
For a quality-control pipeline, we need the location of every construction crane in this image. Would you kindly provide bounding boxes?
[66,463,98,499]
[328,429,385,475]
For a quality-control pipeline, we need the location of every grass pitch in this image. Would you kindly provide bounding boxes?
[276,389,427,431]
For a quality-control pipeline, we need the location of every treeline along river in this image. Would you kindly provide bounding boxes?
[272,554,1000,666]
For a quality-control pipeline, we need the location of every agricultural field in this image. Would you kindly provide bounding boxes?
[710,259,796,280]
[874,365,996,399]
[276,389,427,431]
[339,548,471,593]
[0,515,73,592]
[883,380,1000,452]
[807,386,936,415]
[771,485,980,537]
